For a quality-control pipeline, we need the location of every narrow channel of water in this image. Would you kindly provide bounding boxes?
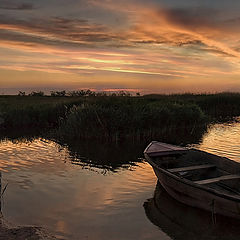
[0,119,239,239]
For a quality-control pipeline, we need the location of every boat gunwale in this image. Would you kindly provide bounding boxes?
[143,141,188,157]
[144,148,240,203]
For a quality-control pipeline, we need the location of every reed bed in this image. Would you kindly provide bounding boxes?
[0,93,239,141]
[0,96,82,128]
[144,92,240,119]
[57,97,207,141]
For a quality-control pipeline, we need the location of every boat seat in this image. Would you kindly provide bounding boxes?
[167,164,216,173]
[194,174,240,185]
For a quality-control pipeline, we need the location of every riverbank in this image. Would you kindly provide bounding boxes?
[0,217,57,240]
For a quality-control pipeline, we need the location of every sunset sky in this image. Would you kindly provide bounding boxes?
[1,0,240,94]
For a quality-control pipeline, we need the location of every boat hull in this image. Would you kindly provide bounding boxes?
[144,183,240,240]
[151,164,240,219]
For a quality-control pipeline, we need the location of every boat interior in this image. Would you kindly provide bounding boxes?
[151,149,240,197]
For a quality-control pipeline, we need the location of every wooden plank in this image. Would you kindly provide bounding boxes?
[168,164,215,173]
[194,175,240,185]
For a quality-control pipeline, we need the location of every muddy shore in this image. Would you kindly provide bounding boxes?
[0,218,58,240]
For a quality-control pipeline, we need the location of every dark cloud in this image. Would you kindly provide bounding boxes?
[0,15,125,48]
[176,40,203,47]
[0,1,34,10]
[161,7,219,30]
[0,29,84,48]
[130,38,203,47]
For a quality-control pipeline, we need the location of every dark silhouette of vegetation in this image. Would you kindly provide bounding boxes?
[16,89,134,97]
[28,91,44,96]
[50,90,66,97]
[66,90,132,97]
[57,97,206,141]
[67,90,95,97]
[144,92,240,119]
[0,92,240,141]
[0,96,79,129]
[18,91,26,96]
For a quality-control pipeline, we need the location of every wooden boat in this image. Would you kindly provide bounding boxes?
[144,141,240,219]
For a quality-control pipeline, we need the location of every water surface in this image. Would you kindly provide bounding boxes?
[190,119,240,162]
[0,119,239,239]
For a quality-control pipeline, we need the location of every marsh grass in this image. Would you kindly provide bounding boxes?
[0,93,239,141]
[0,96,82,128]
[145,92,240,119]
[57,97,207,141]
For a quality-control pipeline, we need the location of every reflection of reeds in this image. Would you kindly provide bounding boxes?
[57,138,146,173]
[0,172,9,215]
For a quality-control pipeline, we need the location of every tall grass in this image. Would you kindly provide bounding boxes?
[57,97,207,141]
[0,93,239,141]
[0,96,82,128]
[145,92,240,119]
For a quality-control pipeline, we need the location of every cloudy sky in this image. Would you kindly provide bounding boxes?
[1,0,240,94]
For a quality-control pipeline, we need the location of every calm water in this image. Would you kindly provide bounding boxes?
[0,119,239,240]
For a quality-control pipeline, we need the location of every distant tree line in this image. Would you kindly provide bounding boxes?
[18,91,44,96]
[18,90,141,97]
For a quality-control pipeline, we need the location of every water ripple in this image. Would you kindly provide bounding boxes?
[0,138,70,172]
[190,120,240,162]
[0,120,240,239]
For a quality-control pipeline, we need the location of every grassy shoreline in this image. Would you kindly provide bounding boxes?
[0,93,239,141]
